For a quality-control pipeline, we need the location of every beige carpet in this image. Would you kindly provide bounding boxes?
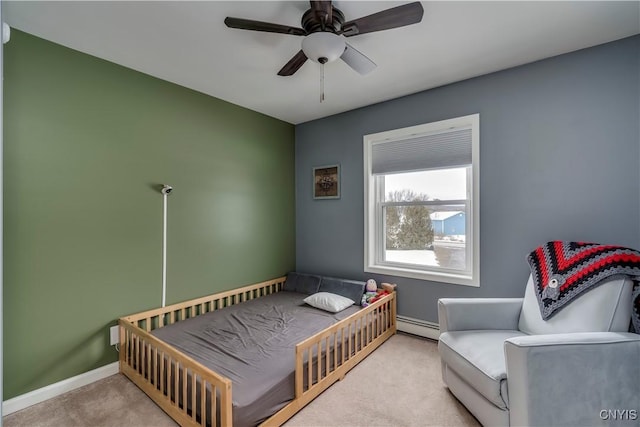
[3,333,479,427]
[3,372,178,427]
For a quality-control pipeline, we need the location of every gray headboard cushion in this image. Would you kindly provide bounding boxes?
[319,277,366,305]
[284,272,322,294]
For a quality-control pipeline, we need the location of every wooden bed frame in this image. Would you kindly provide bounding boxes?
[119,276,397,427]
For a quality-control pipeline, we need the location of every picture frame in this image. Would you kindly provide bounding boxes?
[313,164,340,199]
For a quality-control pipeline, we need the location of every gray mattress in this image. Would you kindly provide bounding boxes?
[151,290,360,427]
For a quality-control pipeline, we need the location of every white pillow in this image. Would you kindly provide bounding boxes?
[304,292,355,313]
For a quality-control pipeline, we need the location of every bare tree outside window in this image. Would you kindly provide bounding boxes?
[385,190,434,250]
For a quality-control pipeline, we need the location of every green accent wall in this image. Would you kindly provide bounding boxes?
[3,30,295,399]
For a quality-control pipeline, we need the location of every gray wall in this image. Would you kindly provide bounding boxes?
[295,35,640,323]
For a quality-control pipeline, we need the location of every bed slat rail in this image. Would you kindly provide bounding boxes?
[119,276,285,427]
[122,276,286,331]
[296,292,396,395]
[120,320,233,427]
[262,290,397,426]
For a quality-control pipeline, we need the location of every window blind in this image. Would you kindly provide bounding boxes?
[371,127,472,175]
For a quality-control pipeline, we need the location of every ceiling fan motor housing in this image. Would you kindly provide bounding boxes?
[301,7,345,33]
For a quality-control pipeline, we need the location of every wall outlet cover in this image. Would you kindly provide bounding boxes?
[109,325,119,346]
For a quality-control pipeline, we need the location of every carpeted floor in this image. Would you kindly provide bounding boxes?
[3,333,479,427]
[3,372,178,427]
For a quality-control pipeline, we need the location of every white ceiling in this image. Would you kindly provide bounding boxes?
[4,1,639,124]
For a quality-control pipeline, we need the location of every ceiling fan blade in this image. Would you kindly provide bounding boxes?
[340,2,424,37]
[224,17,306,36]
[341,43,377,75]
[278,50,309,76]
[311,1,333,28]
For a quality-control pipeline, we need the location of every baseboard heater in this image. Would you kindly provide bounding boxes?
[396,315,440,340]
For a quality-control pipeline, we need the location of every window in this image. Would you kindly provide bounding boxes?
[364,114,479,286]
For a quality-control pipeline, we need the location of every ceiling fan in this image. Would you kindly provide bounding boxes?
[224,1,424,77]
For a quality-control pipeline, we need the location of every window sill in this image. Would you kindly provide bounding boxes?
[365,264,479,287]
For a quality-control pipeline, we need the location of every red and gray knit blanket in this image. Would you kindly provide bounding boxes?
[527,241,640,332]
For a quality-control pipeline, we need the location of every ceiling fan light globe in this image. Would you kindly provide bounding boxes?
[301,32,345,64]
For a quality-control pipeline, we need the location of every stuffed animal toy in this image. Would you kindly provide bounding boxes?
[361,279,378,307]
[361,290,377,307]
[362,290,391,306]
[366,279,377,292]
[361,280,396,306]
[381,282,397,293]
[368,290,390,304]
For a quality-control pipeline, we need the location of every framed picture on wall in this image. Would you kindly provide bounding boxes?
[313,164,340,199]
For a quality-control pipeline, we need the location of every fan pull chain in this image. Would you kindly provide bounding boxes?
[320,63,325,103]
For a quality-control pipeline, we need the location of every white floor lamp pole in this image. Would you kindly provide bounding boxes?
[161,185,173,307]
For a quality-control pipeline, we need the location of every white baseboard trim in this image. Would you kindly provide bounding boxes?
[397,315,440,340]
[2,361,119,415]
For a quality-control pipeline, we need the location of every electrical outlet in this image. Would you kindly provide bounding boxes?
[110,325,119,346]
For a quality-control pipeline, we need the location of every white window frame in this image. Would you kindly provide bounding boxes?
[363,114,480,287]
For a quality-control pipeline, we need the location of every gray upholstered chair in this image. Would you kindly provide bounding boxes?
[438,275,640,426]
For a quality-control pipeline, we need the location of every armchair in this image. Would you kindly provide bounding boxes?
[438,275,640,426]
